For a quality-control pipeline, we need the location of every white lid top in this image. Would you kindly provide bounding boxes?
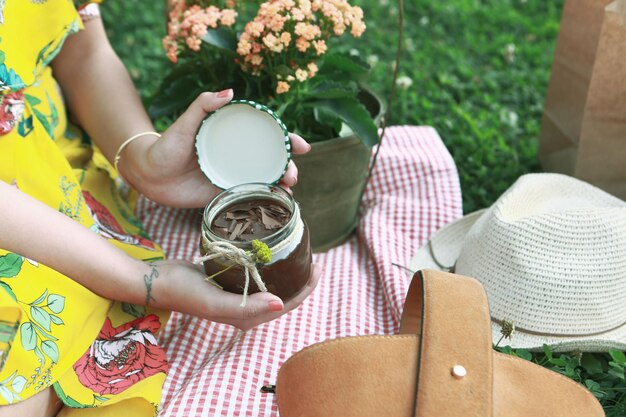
[195,100,291,190]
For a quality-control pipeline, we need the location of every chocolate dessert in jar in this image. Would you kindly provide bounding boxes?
[194,100,312,302]
[200,183,311,301]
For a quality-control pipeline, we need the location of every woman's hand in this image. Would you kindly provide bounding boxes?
[149,260,322,331]
[120,90,311,208]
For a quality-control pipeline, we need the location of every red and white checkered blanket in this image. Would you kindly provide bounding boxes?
[136,126,462,416]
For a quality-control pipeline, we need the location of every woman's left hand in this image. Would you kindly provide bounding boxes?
[120,90,311,208]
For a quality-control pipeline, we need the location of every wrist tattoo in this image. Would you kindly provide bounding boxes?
[144,264,159,306]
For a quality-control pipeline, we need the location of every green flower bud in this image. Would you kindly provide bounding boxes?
[251,239,272,263]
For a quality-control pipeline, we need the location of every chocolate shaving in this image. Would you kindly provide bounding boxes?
[226,211,251,220]
[213,217,231,228]
[211,199,291,242]
[260,207,283,230]
[229,222,246,240]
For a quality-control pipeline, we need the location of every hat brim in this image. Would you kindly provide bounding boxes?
[490,322,626,352]
[409,210,485,272]
[409,211,626,352]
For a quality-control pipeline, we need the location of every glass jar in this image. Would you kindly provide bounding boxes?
[200,183,312,301]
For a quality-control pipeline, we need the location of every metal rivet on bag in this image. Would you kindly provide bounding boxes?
[451,365,467,379]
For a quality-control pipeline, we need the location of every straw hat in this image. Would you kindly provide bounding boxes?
[409,173,626,352]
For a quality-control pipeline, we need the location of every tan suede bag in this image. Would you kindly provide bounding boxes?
[274,270,604,416]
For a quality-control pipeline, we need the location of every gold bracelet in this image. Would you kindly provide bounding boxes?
[113,131,161,178]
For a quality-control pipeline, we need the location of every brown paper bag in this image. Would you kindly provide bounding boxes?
[539,0,626,198]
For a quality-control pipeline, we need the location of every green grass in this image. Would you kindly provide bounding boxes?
[101,1,626,414]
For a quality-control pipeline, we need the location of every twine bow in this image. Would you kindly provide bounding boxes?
[194,231,268,307]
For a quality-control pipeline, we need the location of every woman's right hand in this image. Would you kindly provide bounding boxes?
[119,91,312,209]
[148,260,322,331]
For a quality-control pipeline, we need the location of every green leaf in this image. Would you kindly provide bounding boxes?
[17,116,33,137]
[272,64,292,78]
[609,350,626,365]
[46,93,59,135]
[201,28,237,52]
[50,315,64,325]
[581,353,604,375]
[148,76,202,118]
[320,53,369,77]
[307,80,358,99]
[514,349,532,361]
[30,306,51,331]
[34,346,45,364]
[0,254,23,278]
[584,379,605,400]
[53,383,92,409]
[93,395,109,402]
[11,376,26,394]
[0,371,16,386]
[47,294,65,314]
[41,340,59,363]
[0,385,14,404]
[549,357,567,367]
[32,108,53,139]
[313,107,342,132]
[608,367,625,381]
[19,323,37,351]
[29,320,58,341]
[310,97,379,147]
[24,94,41,106]
[542,344,553,360]
[0,282,16,302]
[30,290,48,306]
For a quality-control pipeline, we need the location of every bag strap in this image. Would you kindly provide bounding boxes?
[400,269,494,417]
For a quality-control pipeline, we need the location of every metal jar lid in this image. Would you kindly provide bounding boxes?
[195,100,291,190]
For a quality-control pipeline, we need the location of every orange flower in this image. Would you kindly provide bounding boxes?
[221,9,238,26]
[295,22,321,41]
[313,39,327,55]
[237,35,252,55]
[350,20,365,37]
[295,37,311,52]
[276,81,290,94]
[280,32,292,46]
[295,68,308,82]
[307,62,319,77]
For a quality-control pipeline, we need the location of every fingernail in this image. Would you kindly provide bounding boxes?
[216,89,233,98]
[268,300,283,312]
[306,143,312,151]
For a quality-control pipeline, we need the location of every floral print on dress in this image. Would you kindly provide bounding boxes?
[73,315,168,395]
[0,91,25,135]
[0,371,28,404]
[0,52,25,92]
[0,51,26,135]
[82,191,157,250]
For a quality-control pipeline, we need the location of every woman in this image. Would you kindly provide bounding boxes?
[0,1,320,416]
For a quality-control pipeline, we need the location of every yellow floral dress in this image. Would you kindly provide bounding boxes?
[0,1,169,416]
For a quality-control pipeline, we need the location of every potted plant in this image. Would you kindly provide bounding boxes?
[153,0,385,251]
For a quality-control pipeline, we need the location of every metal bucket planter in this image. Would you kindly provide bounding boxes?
[292,89,385,252]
